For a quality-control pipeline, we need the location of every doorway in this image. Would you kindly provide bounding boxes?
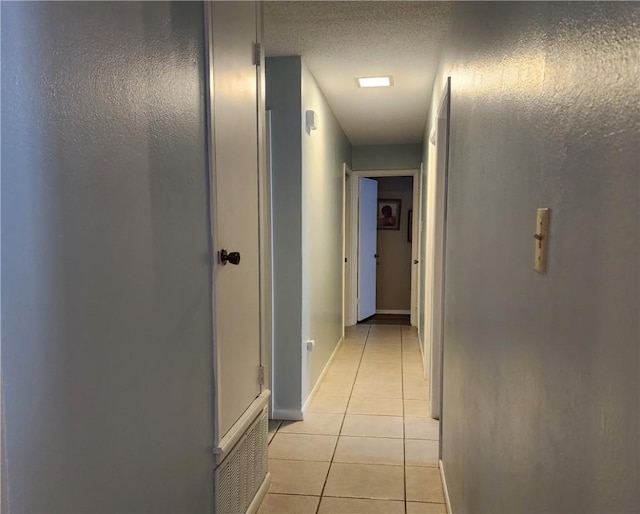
[344,168,422,330]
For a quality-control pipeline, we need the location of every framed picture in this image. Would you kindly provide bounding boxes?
[408,209,413,242]
[377,199,401,230]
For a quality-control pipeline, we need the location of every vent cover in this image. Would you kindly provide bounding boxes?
[214,406,268,514]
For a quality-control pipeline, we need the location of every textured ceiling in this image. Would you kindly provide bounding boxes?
[264,1,452,145]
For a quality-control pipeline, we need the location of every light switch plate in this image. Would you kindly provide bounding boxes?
[534,208,550,273]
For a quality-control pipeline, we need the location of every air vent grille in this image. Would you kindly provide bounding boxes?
[214,407,268,514]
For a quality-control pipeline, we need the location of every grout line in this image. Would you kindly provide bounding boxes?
[401,327,408,514]
[314,324,370,514]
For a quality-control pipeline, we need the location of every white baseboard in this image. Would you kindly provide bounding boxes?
[376,309,411,315]
[301,336,344,416]
[439,459,452,514]
[272,408,303,421]
[246,472,271,514]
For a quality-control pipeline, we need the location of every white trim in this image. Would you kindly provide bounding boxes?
[301,336,344,415]
[429,78,451,419]
[261,108,273,416]
[246,472,271,514]
[439,459,453,514]
[347,173,359,327]
[272,409,303,421]
[375,309,410,315]
[214,391,271,464]
[411,163,423,327]
[202,1,222,447]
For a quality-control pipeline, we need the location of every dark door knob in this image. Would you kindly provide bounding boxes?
[220,249,241,265]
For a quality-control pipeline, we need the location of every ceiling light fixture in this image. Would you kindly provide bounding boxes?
[357,76,393,88]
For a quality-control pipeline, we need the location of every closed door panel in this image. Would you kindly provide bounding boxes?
[211,1,261,439]
[358,178,378,321]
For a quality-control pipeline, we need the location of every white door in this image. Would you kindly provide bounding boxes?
[211,1,262,439]
[358,177,378,321]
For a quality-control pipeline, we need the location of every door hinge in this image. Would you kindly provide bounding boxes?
[253,43,261,66]
[258,365,265,385]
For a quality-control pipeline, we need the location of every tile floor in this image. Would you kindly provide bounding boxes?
[259,324,446,514]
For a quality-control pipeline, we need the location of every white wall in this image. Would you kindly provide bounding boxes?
[423,3,639,512]
[266,57,352,415]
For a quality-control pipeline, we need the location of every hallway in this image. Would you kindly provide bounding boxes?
[260,325,445,514]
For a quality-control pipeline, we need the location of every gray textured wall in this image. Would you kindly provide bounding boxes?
[352,144,421,171]
[426,2,639,512]
[265,56,304,413]
[1,3,215,512]
[300,62,352,403]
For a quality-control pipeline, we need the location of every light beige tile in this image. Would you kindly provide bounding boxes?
[403,360,424,374]
[369,326,400,334]
[279,413,344,436]
[258,494,319,514]
[402,349,422,359]
[342,338,366,347]
[407,502,447,513]
[404,399,432,418]
[334,436,404,466]
[351,380,402,399]
[406,466,445,503]
[317,378,353,397]
[348,397,403,416]
[341,414,404,438]
[364,345,401,354]
[324,462,404,500]
[268,459,330,496]
[325,370,357,382]
[367,333,401,341]
[356,372,402,385]
[359,360,402,373]
[319,497,404,514]
[269,433,337,462]
[405,439,439,467]
[366,339,401,347]
[361,352,401,363]
[403,383,430,400]
[403,373,429,388]
[405,417,439,440]
[330,358,360,372]
[336,346,364,358]
[309,395,349,414]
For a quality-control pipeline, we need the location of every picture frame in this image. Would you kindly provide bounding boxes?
[377,199,401,230]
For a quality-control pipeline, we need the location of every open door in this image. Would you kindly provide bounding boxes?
[358,177,378,321]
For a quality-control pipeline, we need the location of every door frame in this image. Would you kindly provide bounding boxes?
[344,168,421,328]
[427,78,451,421]
[342,164,354,333]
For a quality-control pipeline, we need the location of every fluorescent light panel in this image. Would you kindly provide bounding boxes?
[357,76,393,88]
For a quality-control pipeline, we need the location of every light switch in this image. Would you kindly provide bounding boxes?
[534,208,550,273]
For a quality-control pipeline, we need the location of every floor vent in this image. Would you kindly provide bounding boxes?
[214,406,268,514]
